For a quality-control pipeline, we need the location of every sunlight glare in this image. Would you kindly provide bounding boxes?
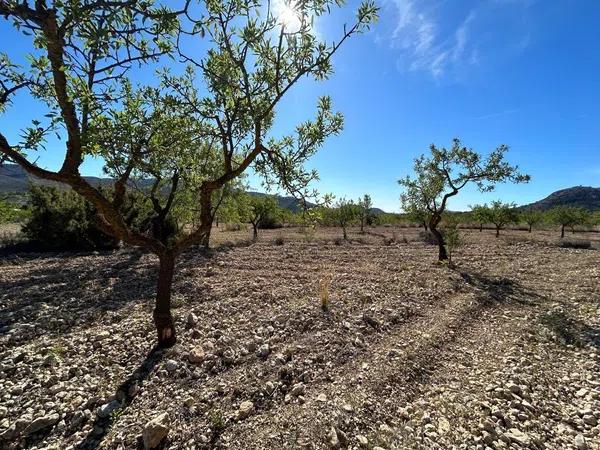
[273,0,303,31]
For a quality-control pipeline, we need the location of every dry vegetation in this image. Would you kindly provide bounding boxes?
[1,226,599,449]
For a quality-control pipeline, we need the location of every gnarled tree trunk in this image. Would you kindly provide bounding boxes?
[430,227,448,261]
[154,253,177,348]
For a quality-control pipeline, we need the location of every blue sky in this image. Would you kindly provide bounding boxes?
[1,0,599,212]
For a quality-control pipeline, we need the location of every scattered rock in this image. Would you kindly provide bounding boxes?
[238,401,254,420]
[142,412,170,450]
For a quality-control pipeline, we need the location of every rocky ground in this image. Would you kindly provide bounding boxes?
[0,227,599,450]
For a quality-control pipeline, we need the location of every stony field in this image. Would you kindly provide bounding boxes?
[0,226,599,450]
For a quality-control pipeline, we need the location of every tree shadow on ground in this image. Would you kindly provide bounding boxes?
[538,309,600,351]
[455,269,544,306]
[0,241,248,347]
[0,249,152,346]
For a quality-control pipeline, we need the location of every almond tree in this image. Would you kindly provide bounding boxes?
[486,200,518,237]
[520,209,544,233]
[399,139,529,261]
[550,206,589,238]
[357,193,372,233]
[470,203,489,232]
[0,0,377,347]
[247,195,279,240]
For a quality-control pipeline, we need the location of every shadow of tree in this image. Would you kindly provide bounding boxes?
[0,249,153,346]
[71,345,165,450]
[539,309,600,350]
[456,269,543,306]
[0,240,248,347]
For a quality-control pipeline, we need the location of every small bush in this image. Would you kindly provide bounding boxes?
[23,184,159,251]
[225,222,244,232]
[559,239,592,250]
[274,235,285,246]
[23,185,119,251]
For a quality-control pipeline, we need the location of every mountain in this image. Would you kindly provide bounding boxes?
[0,164,315,212]
[520,186,600,211]
[247,191,315,213]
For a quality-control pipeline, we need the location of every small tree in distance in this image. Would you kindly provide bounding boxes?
[248,195,279,240]
[399,139,529,261]
[550,206,589,238]
[335,198,359,240]
[520,209,544,233]
[358,194,373,233]
[470,204,490,232]
[487,200,519,237]
[406,204,430,231]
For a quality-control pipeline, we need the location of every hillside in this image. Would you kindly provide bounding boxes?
[0,164,313,212]
[520,186,600,211]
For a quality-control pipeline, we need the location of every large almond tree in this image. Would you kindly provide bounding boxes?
[399,139,529,261]
[0,0,377,347]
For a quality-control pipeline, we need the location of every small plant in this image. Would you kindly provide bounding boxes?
[319,274,333,311]
[274,235,285,246]
[444,227,461,265]
[301,225,316,242]
[442,216,462,265]
[209,410,226,433]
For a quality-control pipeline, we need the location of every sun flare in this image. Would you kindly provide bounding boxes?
[273,0,302,31]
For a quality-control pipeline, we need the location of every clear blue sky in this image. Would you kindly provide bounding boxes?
[1,0,599,212]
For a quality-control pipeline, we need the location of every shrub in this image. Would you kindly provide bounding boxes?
[225,222,244,232]
[274,235,285,246]
[23,185,157,251]
[559,239,592,250]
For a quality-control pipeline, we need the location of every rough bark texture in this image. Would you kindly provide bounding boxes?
[430,227,448,261]
[154,254,177,348]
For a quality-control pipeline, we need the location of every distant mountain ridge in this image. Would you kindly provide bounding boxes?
[520,186,600,211]
[0,164,314,212]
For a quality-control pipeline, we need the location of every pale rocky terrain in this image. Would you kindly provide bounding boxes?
[0,227,599,449]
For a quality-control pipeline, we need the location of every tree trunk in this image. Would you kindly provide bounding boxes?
[571,226,575,235]
[343,226,347,240]
[253,224,258,240]
[430,227,448,261]
[496,226,500,238]
[199,189,213,249]
[360,219,364,233]
[479,223,483,232]
[528,224,532,233]
[153,253,177,348]
[561,225,565,238]
[423,221,428,232]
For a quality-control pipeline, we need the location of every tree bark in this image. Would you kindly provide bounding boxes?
[479,223,483,232]
[343,226,347,240]
[253,224,258,240]
[153,253,177,348]
[561,225,565,238]
[495,226,500,238]
[528,224,532,233]
[430,227,448,261]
